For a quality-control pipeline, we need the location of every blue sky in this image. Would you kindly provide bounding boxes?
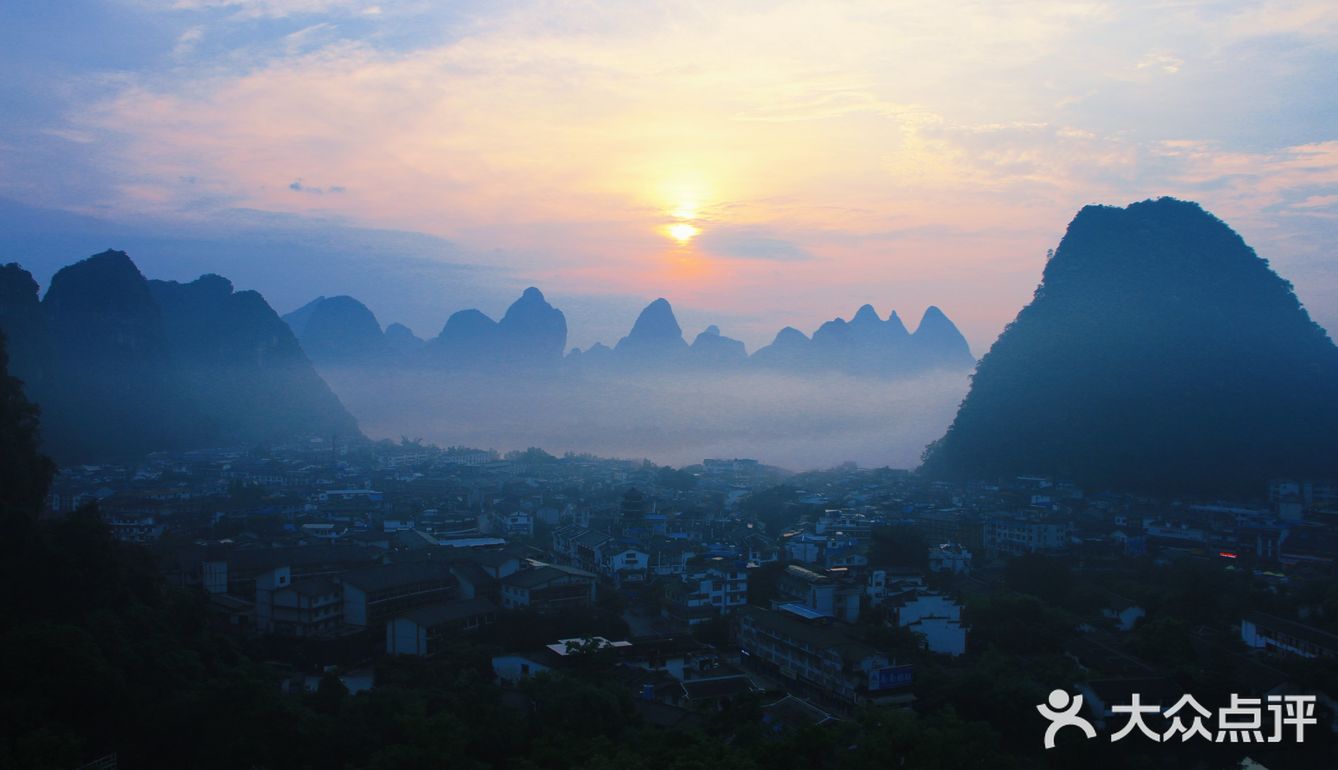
[3,1,1337,350]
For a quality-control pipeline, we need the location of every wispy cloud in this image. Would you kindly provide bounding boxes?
[2,0,1335,349]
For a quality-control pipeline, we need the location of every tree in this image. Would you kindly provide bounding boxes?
[0,330,54,549]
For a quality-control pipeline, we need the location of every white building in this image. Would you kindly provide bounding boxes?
[601,547,650,587]
[665,556,748,626]
[891,591,967,656]
[928,544,972,574]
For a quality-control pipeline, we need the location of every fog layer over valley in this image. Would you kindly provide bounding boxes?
[319,366,970,469]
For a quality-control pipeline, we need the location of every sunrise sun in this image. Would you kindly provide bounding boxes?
[666,222,700,244]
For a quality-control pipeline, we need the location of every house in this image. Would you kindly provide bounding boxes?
[552,527,615,572]
[1242,612,1338,659]
[601,546,650,587]
[927,543,972,574]
[455,549,522,580]
[887,591,967,656]
[341,562,457,629]
[737,605,913,709]
[775,565,861,623]
[187,543,376,597]
[492,636,634,684]
[492,652,553,684]
[983,512,1071,557]
[255,566,344,638]
[663,556,747,628]
[485,510,534,538]
[386,598,498,656]
[500,563,597,611]
[680,673,756,709]
[103,511,164,543]
[649,542,696,577]
[620,635,719,681]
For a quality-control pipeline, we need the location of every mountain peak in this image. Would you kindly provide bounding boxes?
[615,298,688,359]
[922,198,1338,495]
[281,295,390,363]
[690,324,746,364]
[852,304,881,325]
[887,310,909,336]
[915,305,949,330]
[628,299,681,339]
[498,286,567,364]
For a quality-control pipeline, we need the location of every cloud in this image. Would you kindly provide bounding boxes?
[1136,51,1183,74]
[3,0,1335,350]
[698,229,814,262]
[152,0,386,19]
[173,25,205,56]
[288,179,344,194]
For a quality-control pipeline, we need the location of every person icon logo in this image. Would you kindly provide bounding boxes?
[1037,689,1097,749]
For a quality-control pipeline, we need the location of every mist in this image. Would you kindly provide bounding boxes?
[315,366,971,470]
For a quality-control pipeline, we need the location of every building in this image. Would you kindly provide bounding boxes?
[775,564,861,623]
[340,562,457,630]
[492,636,633,684]
[736,605,913,709]
[386,598,498,656]
[485,510,534,538]
[189,543,376,597]
[255,566,344,638]
[552,527,615,573]
[1241,612,1338,659]
[103,511,164,543]
[663,556,747,627]
[982,512,1070,557]
[927,543,972,574]
[887,591,967,656]
[500,564,597,611]
[601,546,650,587]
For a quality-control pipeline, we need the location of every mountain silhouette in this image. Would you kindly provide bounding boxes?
[431,308,500,366]
[384,322,426,356]
[908,306,974,372]
[751,326,812,369]
[0,264,55,400]
[150,274,360,444]
[422,287,567,369]
[0,251,361,461]
[920,197,1338,495]
[38,250,212,459]
[751,304,972,376]
[614,298,689,364]
[497,287,567,365]
[689,324,748,367]
[283,295,391,364]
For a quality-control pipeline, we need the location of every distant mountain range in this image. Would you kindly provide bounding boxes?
[281,287,975,377]
[8,195,1330,490]
[0,251,359,462]
[920,197,1338,495]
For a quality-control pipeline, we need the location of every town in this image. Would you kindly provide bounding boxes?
[42,434,1338,763]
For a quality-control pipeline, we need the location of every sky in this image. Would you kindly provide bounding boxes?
[2,0,1337,353]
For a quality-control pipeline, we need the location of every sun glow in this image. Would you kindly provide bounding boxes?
[667,222,701,244]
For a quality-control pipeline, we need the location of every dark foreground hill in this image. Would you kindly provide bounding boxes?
[921,198,1338,495]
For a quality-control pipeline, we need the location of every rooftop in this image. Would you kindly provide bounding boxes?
[398,598,498,627]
